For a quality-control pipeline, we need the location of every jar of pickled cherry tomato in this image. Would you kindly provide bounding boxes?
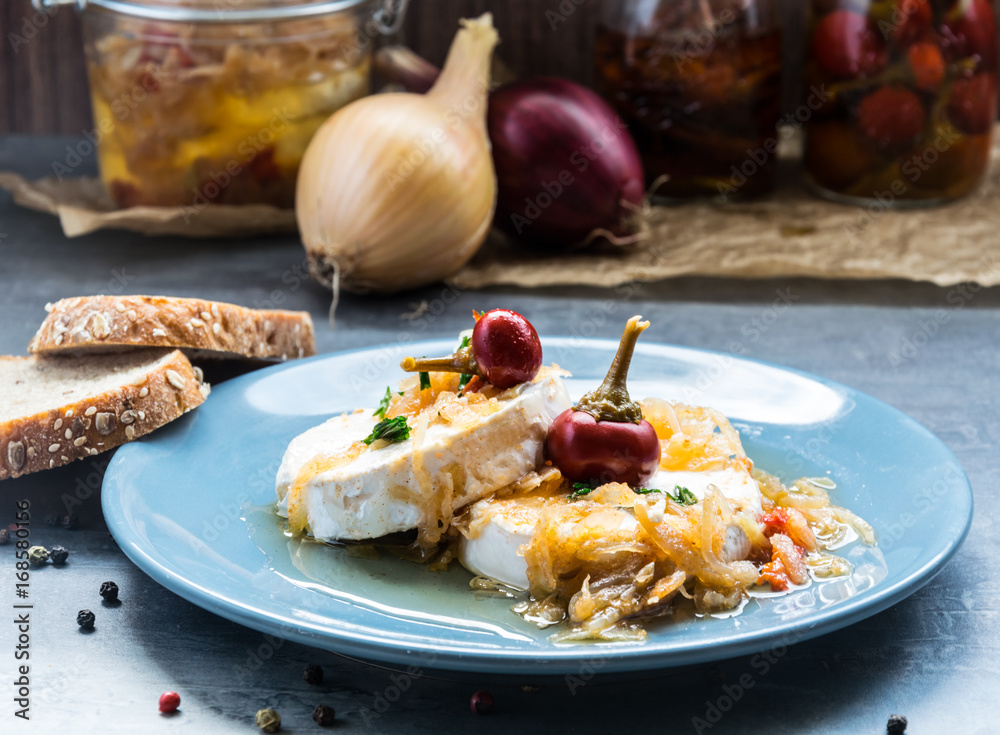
[803,0,998,206]
[594,0,784,201]
[32,0,409,209]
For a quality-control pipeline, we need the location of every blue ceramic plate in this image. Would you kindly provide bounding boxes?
[102,339,973,675]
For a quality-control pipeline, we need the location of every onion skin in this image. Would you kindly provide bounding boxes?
[296,16,498,295]
[546,409,661,486]
[488,78,645,246]
[297,94,495,293]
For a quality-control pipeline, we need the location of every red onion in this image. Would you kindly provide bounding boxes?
[375,47,645,247]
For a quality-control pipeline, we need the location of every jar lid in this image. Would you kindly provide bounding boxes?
[32,0,405,25]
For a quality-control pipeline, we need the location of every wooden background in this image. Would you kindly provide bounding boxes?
[0,0,802,135]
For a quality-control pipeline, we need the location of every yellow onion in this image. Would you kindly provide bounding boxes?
[296,14,499,295]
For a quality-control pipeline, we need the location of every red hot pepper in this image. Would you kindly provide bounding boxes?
[545,315,660,486]
[400,309,542,390]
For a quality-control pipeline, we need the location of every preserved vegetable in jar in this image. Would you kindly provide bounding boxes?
[803,0,998,206]
[594,0,783,200]
[55,0,408,209]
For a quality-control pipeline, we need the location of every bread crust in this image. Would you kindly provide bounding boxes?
[28,295,316,360]
[1,350,208,480]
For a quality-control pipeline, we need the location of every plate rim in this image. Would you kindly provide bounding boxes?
[102,337,974,674]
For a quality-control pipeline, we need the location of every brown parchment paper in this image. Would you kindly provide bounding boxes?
[0,173,297,238]
[453,134,1000,290]
[4,131,1000,287]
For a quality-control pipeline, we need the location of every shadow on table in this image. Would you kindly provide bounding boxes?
[115,568,947,733]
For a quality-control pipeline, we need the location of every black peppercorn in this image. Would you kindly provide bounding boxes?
[0,528,10,545]
[303,664,324,685]
[50,546,69,565]
[61,513,80,530]
[312,704,336,726]
[887,714,908,734]
[100,581,120,603]
[470,690,493,714]
[77,609,95,630]
[45,513,61,527]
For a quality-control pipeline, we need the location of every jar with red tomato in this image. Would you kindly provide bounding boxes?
[803,0,998,206]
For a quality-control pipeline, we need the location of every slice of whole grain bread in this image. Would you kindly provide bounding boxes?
[28,295,315,360]
[0,349,208,480]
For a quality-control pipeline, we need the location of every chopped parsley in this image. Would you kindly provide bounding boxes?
[568,482,595,500]
[373,386,393,420]
[672,486,697,505]
[419,372,432,391]
[363,416,411,446]
[454,336,474,392]
[632,485,698,506]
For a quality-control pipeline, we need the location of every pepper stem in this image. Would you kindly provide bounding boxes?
[574,315,649,423]
[401,346,479,376]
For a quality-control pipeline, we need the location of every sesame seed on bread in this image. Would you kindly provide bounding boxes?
[28,295,316,361]
[0,349,208,481]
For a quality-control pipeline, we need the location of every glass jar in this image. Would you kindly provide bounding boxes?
[593,0,783,200]
[34,0,408,209]
[803,0,997,206]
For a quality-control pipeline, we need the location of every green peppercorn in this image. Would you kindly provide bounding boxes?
[49,546,69,565]
[99,581,119,603]
[255,708,281,733]
[312,704,336,726]
[77,610,95,630]
[27,546,49,565]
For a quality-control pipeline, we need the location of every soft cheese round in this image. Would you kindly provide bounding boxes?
[276,375,573,541]
[458,468,763,591]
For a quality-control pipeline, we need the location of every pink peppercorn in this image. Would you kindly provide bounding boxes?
[159,691,181,713]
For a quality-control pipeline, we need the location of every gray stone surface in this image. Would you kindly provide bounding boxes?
[1,137,998,733]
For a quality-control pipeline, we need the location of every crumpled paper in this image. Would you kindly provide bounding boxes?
[453,136,1000,289]
[0,173,297,238]
[4,130,1000,287]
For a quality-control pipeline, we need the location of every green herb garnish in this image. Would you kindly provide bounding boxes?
[419,372,432,391]
[455,335,474,395]
[373,386,393,420]
[363,416,411,446]
[631,485,698,505]
[569,482,595,500]
[672,486,697,505]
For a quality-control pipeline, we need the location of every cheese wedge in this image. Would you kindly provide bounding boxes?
[276,374,572,541]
